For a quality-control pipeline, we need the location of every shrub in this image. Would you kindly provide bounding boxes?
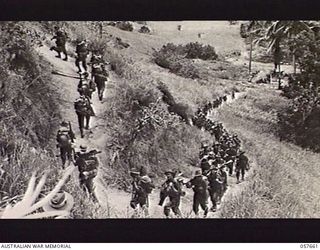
[185,42,218,60]
[277,30,320,152]
[115,21,133,32]
[139,26,151,34]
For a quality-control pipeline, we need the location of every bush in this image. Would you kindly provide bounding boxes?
[277,30,320,152]
[115,21,133,32]
[185,42,218,60]
[139,26,151,34]
[153,42,219,79]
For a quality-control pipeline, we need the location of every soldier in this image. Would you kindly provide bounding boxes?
[130,168,155,217]
[186,170,209,218]
[50,26,68,61]
[77,72,96,99]
[92,63,109,101]
[205,164,222,212]
[159,170,184,218]
[56,121,76,168]
[75,39,89,73]
[200,157,211,173]
[74,145,100,201]
[235,151,249,184]
[217,164,228,198]
[74,94,95,138]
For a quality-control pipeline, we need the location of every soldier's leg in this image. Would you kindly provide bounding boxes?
[164,201,172,218]
[209,188,217,211]
[139,194,149,217]
[66,146,73,164]
[54,45,62,58]
[171,197,182,218]
[86,178,98,201]
[193,194,200,216]
[199,195,209,218]
[241,168,245,181]
[85,115,90,130]
[75,57,82,73]
[77,113,85,138]
[61,45,68,61]
[60,147,66,167]
[82,58,88,72]
[236,169,240,183]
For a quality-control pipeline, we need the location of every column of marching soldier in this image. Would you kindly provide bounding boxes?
[51,26,250,218]
[52,26,108,203]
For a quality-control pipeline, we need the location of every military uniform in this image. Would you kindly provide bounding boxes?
[130,172,154,216]
[74,95,94,138]
[50,28,68,61]
[75,40,89,73]
[186,170,209,217]
[56,122,75,168]
[92,64,108,101]
[236,152,249,183]
[159,170,184,218]
[206,168,222,212]
[74,146,99,201]
[77,78,96,100]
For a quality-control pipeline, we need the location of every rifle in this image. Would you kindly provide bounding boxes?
[203,160,233,176]
[87,149,102,156]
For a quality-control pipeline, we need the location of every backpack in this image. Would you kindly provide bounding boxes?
[76,43,88,54]
[140,176,154,194]
[57,131,71,148]
[74,97,89,114]
[78,83,91,96]
[56,31,67,45]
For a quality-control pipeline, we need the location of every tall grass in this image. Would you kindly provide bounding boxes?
[215,87,320,218]
[0,22,108,218]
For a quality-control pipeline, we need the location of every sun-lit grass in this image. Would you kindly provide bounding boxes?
[215,86,320,218]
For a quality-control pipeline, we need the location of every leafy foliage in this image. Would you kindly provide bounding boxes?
[153,42,218,79]
[278,25,320,152]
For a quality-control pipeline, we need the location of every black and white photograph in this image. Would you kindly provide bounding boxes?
[0,20,320,220]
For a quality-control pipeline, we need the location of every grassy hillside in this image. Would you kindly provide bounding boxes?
[0,22,107,218]
[215,86,320,218]
[37,21,249,190]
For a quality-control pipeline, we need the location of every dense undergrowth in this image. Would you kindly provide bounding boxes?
[0,22,107,218]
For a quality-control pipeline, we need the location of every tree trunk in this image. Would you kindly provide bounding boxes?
[99,22,103,39]
[293,53,296,74]
[249,34,253,75]
[278,63,281,90]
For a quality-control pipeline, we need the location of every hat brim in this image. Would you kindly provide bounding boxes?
[164,171,175,176]
[43,192,74,212]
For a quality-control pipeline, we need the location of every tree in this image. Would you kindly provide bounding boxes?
[254,21,315,88]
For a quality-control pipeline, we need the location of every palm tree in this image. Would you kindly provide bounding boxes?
[255,21,315,89]
[246,21,269,75]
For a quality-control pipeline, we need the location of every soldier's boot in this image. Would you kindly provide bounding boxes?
[55,52,61,58]
[85,120,90,130]
[63,52,68,61]
[80,128,84,138]
[164,206,171,218]
[210,205,217,212]
[50,46,55,51]
[203,207,209,218]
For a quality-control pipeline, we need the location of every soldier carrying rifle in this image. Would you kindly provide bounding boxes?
[74,145,101,201]
[159,169,185,218]
[129,167,155,217]
[56,121,76,168]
